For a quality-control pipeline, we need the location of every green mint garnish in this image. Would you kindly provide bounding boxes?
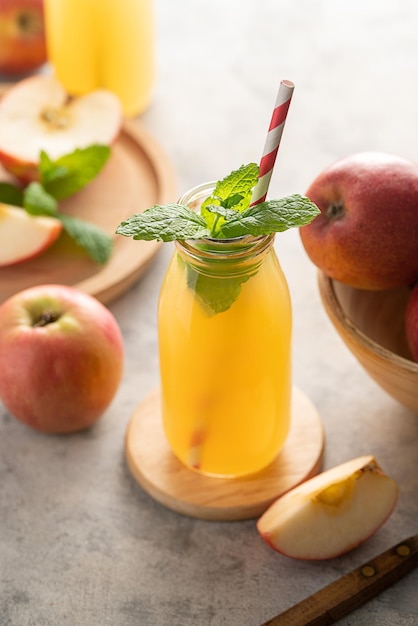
[116,163,319,242]
[116,163,320,314]
[0,145,113,265]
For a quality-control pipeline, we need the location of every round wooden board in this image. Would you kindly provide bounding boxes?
[0,86,177,305]
[125,387,325,521]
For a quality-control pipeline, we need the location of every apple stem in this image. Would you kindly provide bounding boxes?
[33,310,60,328]
[326,201,345,221]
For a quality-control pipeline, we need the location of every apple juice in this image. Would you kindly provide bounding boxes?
[44,0,154,117]
[158,183,293,477]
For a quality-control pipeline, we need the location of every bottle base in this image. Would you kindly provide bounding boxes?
[124,386,325,520]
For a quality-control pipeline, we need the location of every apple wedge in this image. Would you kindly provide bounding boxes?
[0,75,122,183]
[257,455,398,560]
[0,203,62,266]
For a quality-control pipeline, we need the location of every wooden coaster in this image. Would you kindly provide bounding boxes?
[125,387,325,521]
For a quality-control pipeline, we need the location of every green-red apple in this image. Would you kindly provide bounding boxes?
[300,152,418,290]
[0,284,124,433]
[0,0,47,76]
[405,283,418,362]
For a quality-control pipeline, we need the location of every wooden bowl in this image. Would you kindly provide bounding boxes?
[318,271,418,414]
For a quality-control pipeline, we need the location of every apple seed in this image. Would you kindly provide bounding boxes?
[40,107,71,131]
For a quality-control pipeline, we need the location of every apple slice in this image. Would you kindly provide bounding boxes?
[0,203,62,266]
[0,75,122,183]
[257,455,398,560]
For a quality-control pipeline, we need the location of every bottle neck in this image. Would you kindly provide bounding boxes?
[175,181,275,277]
[175,234,275,278]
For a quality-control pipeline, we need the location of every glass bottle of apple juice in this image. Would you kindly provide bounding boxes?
[158,183,293,478]
[44,0,154,117]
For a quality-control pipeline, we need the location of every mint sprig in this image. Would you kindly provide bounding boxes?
[116,163,319,242]
[116,163,320,314]
[0,145,113,264]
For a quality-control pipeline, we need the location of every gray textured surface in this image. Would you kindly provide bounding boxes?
[1,1,418,624]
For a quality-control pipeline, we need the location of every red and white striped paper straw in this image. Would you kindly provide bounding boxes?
[250,80,295,206]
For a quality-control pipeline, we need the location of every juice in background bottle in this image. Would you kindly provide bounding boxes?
[44,0,154,117]
[158,184,293,478]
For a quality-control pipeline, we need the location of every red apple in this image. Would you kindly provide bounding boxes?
[405,283,418,362]
[0,203,62,266]
[0,284,124,433]
[257,455,398,560]
[300,152,418,290]
[0,74,123,183]
[0,0,47,76]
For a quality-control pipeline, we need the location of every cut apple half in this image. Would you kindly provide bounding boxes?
[0,203,62,266]
[0,75,123,182]
[257,455,398,560]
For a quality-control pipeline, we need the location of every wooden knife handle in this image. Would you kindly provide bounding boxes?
[261,534,418,626]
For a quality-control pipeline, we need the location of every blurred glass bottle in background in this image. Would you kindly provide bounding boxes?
[44,0,154,117]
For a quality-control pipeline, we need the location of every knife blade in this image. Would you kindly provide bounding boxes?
[260,533,418,626]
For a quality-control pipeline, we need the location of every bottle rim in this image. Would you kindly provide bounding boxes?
[176,181,275,257]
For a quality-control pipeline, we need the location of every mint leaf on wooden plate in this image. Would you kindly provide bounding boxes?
[40,145,111,200]
[23,182,58,217]
[58,214,113,265]
[22,177,113,265]
[0,182,23,207]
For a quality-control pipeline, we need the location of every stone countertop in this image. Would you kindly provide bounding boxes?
[1,1,418,625]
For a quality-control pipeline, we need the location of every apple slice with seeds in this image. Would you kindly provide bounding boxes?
[0,74,122,183]
[0,203,62,266]
[257,455,398,560]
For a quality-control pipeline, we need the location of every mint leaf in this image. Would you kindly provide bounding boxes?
[187,265,250,315]
[39,151,68,185]
[59,214,113,264]
[116,204,210,242]
[0,182,23,207]
[40,145,111,200]
[23,182,58,217]
[209,163,259,208]
[200,163,259,232]
[206,204,239,221]
[217,195,320,238]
